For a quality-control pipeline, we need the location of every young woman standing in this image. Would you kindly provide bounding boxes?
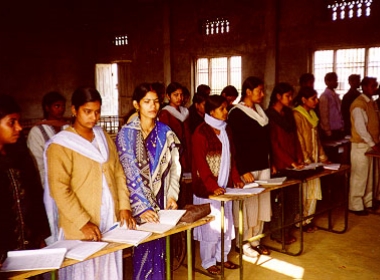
[116,83,181,280]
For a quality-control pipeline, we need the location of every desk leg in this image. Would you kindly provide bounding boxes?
[187,229,193,280]
[51,270,58,280]
[166,236,171,280]
[239,200,243,280]
[221,201,225,279]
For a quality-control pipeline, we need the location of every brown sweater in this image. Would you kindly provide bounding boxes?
[46,127,131,240]
[350,95,380,144]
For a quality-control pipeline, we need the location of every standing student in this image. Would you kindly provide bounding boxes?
[158,82,192,174]
[319,72,345,140]
[116,83,181,280]
[0,95,50,266]
[27,91,67,186]
[221,85,239,111]
[349,77,380,215]
[44,87,135,279]
[188,92,208,134]
[342,74,361,136]
[228,76,271,257]
[293,87,329,232]
[192,95,243,276]
[266,83,304,244]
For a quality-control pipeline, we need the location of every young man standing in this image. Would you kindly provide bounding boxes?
[349,77,380,215]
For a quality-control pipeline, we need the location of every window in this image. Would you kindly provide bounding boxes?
[327,0,373,21]
[113,35,128,46]
[195,56,242,98]
[313,47,380,96]
[201,18,230,36]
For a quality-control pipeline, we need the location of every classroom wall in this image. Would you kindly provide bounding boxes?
[1,0,379,118]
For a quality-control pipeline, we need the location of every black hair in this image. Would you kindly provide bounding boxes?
[361,76,377,87]
[192,92,208,104]
[299,73,315,86]
[151,82,166,104]
[71,87,102,111]
[132,83,157,103]
[0,94,21,120]
[240,76,264,102]
[42,91,66,119]
[268,82,294,107]
[324,72,338,83]
[221,85,239,97]
[166,82,182,96]
[205,95,227,115]
[348,74,360,83]
[293,86,317,107]
[196,84,211,95]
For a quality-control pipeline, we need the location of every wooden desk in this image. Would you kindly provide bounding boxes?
[209,179,301,280]
[5,216,214,280]
[209,165,351,279]
[263,164,350,256]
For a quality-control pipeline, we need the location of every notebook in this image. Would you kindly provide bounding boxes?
[255,176,287,186]
[101,224,152,246]
[137,210,186,234]
[1,248,66,272]
[45,240,108,261]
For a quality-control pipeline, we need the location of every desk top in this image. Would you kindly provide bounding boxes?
[209,164,350,202]
[5,216,214,280]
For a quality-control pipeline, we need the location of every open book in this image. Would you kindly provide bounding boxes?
[225,187,265,195]
[45,240,108,261]
[255,177,287,186]
[102,223,152,246]
[0,248,66,272]
[137,210,186,234]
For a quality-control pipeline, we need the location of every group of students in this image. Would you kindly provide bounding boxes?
[0,70,379,279]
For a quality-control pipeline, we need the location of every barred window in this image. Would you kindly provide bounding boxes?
[201,18,230,36]
[195,56,241,99]
[327,0,373,21]
[313,47,380,96]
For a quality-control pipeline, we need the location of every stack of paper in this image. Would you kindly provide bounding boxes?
[255,177,287,186]
[137,210,186,234]
[45,240,108,261]
[323,163,341,170]
[225,187,265,195]
[1,248,66,272]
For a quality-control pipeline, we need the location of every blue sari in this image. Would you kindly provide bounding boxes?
[116,117,180,280]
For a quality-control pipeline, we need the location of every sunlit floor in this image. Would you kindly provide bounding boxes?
[172,208,380,280]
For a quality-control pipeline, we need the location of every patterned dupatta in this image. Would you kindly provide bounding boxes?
[116,117,180,218]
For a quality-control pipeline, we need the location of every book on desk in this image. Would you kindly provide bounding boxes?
[0,248,67,272]
[136,209,186,234]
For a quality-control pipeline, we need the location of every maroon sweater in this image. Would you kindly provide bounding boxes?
[192,122,241,198]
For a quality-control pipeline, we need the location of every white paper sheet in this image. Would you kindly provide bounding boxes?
[45,240,108,261]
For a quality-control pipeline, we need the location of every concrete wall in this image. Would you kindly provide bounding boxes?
[1,0,379,118]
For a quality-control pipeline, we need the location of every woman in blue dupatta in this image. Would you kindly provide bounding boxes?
[116,83,181,280]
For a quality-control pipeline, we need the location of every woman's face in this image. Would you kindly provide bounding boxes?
[278,91,293,107]
[46,100,66,120]
[195,101,206,117]
[71,101,101,130]
[248,85,265,104]
[210,102,228,121]
[0,113,22,146]
[302,94,319,110]
[167,89,183,109]
[135,91,160,120]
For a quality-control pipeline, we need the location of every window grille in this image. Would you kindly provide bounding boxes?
[327,0,373,21]
[313,47,380,96]
[195,56,241,99]
[113,35,128,46]
[201,18,230,36]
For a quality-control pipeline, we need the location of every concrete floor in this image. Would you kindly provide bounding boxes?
[172,208,380,280]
